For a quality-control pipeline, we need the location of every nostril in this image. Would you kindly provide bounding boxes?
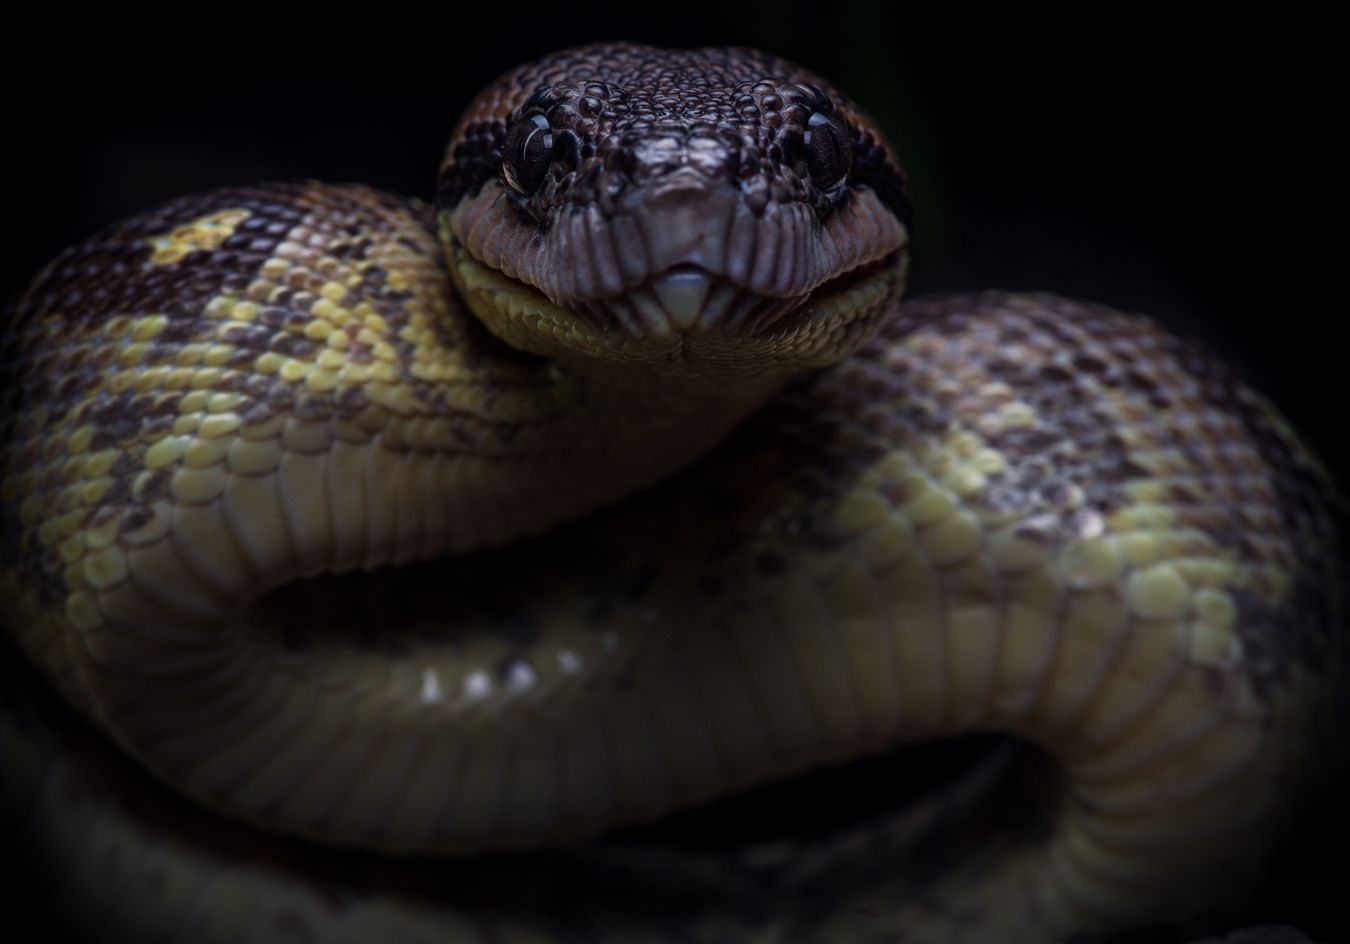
[651,268,712,330]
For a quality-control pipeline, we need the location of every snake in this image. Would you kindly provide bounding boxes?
[0,42,1344,944]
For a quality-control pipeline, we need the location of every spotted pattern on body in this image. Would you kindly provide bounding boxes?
[209,289,1347,939]
[608,291,1343,735]
[0,40,1344,944]
[0,182,566,700]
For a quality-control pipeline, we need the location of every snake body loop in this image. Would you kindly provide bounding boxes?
[1,43,1344,943]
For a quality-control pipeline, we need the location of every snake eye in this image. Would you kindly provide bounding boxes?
[804,111,854,193]
[502,113,554,195]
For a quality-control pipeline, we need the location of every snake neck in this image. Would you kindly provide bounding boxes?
[464,349,788,548]
[437,221,833,548]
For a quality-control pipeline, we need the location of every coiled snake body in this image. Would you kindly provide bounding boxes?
[1,44,1344,943]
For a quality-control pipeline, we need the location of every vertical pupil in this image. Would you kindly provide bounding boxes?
[522,126,551,167]
[807,113,836,180]
[509,113,554,193]
[805,111,851,190]
[821,126,838,166]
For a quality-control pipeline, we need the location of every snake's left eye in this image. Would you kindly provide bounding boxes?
[502,113,554,195]
[804,111,854,192]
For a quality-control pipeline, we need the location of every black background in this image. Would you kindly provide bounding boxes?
[5,6,1341,479]
[3,6,1345,939]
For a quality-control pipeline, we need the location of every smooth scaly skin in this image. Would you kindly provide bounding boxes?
[0,43,1344,943]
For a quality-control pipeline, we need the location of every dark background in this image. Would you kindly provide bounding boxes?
[5,6,1341,479]
[1,4,1345,940]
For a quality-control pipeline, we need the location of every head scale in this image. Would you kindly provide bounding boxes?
[437,43,911,372]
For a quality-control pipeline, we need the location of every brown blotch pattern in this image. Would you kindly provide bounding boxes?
[656,291,1346,703]
[0,182,563,615]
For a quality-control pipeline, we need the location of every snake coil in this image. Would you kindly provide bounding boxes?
[1,43,1344,944]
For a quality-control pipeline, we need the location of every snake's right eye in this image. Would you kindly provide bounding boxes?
[502,113,555,195]
[803,111,853,193]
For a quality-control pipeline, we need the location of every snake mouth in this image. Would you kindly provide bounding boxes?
[449,239,906,360]
[746,253,903,338]
[567,254,905,340]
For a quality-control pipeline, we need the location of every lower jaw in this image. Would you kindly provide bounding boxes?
[571,253,905,340]
[451,235,905,348]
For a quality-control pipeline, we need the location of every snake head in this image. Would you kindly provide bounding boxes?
[436,43,911,377]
